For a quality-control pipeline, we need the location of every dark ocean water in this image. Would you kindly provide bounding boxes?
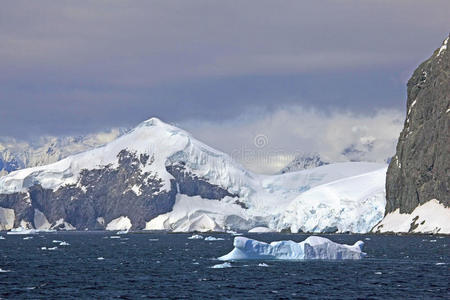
[0,232,448,299]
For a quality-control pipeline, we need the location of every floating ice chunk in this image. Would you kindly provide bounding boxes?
[52,240,63,243]
[59,241,70,246]
[204,236,225,241]
[0,268,11,273]
[211,262,232,269]
[248,227,274,233]
[148,238,159,242]
[0,236,5,240]
[97,257,105,260]
[23,236,33,240]
[218,236,366,261]
[187,234,204,240]
[40,246,58,251]
[110,236,121,239]
[116,229,129,235]
[258,263,269,267]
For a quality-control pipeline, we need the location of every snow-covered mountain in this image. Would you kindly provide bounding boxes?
[279,153,329,174]
[0,118,387,233]
[0,129,127,177]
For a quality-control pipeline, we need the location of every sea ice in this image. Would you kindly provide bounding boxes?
[187,234,204,240]
[218,236,366,261]
[204,236,225,241]
[211,262,232,269]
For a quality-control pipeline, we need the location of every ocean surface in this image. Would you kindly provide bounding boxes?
[0,232,448,299]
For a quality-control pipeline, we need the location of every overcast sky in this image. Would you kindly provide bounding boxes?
[1,1,449,172]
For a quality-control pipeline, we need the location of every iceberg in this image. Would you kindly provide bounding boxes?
[218,236,366,261]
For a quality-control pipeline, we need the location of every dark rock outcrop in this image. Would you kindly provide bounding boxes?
[386,35,449,214]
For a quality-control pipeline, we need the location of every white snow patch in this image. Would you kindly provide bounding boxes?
[218,236,366,261]
[106,216,132,231]
[0,207,15,230]
[408,100,417,115]
[437,37,448,57]
[130,184,142,196]
[373,199,450,234]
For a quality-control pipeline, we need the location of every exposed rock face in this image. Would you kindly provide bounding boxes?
[386,35,449,214]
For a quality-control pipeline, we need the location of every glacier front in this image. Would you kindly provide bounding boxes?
[218,236,366,261]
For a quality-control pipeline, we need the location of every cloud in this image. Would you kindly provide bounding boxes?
[0,0,447,141]
[182,106,404,173]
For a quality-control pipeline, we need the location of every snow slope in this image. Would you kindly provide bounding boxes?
[218,236,366,260]
[0,118,388,233]
[373,199,450,234]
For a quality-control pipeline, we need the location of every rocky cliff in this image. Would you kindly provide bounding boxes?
[385,35,449,214]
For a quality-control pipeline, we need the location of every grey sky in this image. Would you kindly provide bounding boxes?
[0,1,449,172]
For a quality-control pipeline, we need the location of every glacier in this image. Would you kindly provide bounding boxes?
[218,236,366,261]
[0,118,387,233]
